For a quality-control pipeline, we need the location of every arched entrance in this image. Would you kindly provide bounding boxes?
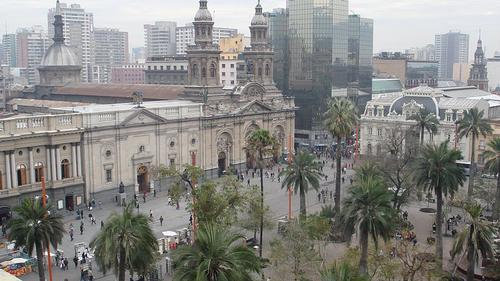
[218,152,226,177]
[137,165,149,194]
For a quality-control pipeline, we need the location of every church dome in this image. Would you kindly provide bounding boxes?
[194,0,212,21]
[251,14,267,26]
[40,44,79,66]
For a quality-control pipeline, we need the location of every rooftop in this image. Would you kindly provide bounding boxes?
[53,83,185,100]
[56,100,200,114]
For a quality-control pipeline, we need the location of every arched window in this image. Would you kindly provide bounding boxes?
[258,67,263,77]
[192,64,198,78]
[17,164,27,186]
[265,64,270,76]
[210,64,216,78]
[34,162,44,183]
[61,159,70,179]
[201,67,207,78]
[202,28,206,35]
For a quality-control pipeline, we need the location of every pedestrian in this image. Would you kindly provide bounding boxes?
[342,177,345,184]
[149,210,153,220]
[159,216,164,226]
[134,193,137,201]
[143,193,146,203]
[80,267,85,281]
[101,220,104,229]
[153,189,157,197]
[64,257,69,270]
[189,214,193,225]
[432,223,436,234]
[88,270,94,281]
[73,255,78,268]
[317,193,321,202]
[247,179,250,186]
[80,224,84,235]
[350,178,353,185]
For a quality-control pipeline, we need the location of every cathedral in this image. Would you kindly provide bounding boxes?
[468,37,488,91]
[0,0,295,210]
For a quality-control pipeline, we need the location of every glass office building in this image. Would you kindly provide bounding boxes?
[287,0,349,131]
[406,61,438,88]
[348,15,373,111]
[266,8,289,93]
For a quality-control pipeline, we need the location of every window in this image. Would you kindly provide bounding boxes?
[222,72,226,77]
[17,164,27,186]
[191,138,196,145]
[258,67,262,77]
[222,64,226,68]
[231,80,235,85]
[479,140,485,150]
[174,66,177,70]
[210,64,216,78]
[154,66,157,70]
[148,66,151,70]
[446,114,451,122]
[377,129,382,136]
[34,162,44,183]
[170,141,175,148]
[221,56,225,60]
[368,128,373,135]
[61,159,70,179]
[230,72,235,77]
[230,64,234,68]
[105,150,112,158]
[105,169,112,183]
[181,66,184,70]
[167,66,171,70]
[265,64,270,76]
[202,67,206,78]
[160,66,164,70]
[192,64,198,77]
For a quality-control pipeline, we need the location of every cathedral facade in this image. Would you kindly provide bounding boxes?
[0,0,294,210]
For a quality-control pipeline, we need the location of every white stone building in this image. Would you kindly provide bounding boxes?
[360,85,489,160]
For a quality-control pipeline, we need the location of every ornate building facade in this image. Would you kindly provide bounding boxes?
[359,85,489,160]
[0,0,295,210]
[468,38,488,91]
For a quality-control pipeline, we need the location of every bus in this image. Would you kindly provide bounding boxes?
[456,160,471,176]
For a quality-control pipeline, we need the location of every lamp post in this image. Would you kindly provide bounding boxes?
[41,177,54,281]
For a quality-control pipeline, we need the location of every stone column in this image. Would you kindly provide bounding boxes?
[29,148,35,184]
[76,144,82,177]
[10,151,17,188]
[71,144,77,178]
[5,152,12,189]
[51,147,57,181]
[56,146,61,180]
[45,147,51,181]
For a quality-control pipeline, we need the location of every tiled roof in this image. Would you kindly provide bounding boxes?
[53,83,185,100]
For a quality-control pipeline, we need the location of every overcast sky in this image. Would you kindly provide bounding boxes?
[1,0,499,59]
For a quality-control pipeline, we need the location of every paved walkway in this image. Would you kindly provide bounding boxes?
[14,156,466,280]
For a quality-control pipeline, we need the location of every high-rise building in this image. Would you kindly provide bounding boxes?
[131,47,146,63]
[16,26,50,84]
[287,0,349,131]
[265,8,288,92]
[175,24,238,55]
[468,38,488,91]
[488,52,500,91]
[435,32,469,79]
[92,28,129,83]
[1,34,17,67]
[144,21,177,58]
[406,44,435,61]
[219,34,246,87]
[48,2,94,82]
[348,14,373,109]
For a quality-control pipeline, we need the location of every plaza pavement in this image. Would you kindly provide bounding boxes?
[17,156,466,281]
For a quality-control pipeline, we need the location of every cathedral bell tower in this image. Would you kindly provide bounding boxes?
[243,0,274,86]
[468,36,488,91]
[186,0,221,87]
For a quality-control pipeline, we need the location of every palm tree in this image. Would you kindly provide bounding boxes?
[324,98,359,213]
[321,261,368,281]
[7,198,65,281]
[172,223,261,281]
[456,108,493,198]
[408,108,439,145]
[90,203,158,281]
[451,202,495,281]
[482,137,500,220]
[354,160,381,182]
[246,129,276,257]
[280,150,323,217]
[413,141,466,263]
[340,164,395,275]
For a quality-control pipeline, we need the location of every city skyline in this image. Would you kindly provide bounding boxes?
[0,0,499,59]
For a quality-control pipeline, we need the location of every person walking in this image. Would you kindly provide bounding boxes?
[159,216,164,226]
[73,255,78,268]
[80,221,84,235]
[100,220,104,229]
[69,228,74,241]
[64,257,69,270]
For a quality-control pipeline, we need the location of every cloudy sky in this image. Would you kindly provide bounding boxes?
[1,0,500,59]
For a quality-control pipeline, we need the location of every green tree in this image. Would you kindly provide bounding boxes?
[413,141,466,263]
[456,108,493,198]
[340,164,395,275]
[7,198,65,281]
[172,223,261,281]
[320,261,368,281]
[246,129,276,257]
[481,137,500,219]
[324,97,359,213]
[280,150,323,217]
[90,203,158,281]
[239,185,274,241]
[408,108,439,145]
[451,202,495,281]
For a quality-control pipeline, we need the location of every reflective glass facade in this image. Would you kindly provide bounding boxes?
[287,0,349,130]
[266,9,289,93]
[406,61,438,88]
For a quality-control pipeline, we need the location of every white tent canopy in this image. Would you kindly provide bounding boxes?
[0,269,23,281]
